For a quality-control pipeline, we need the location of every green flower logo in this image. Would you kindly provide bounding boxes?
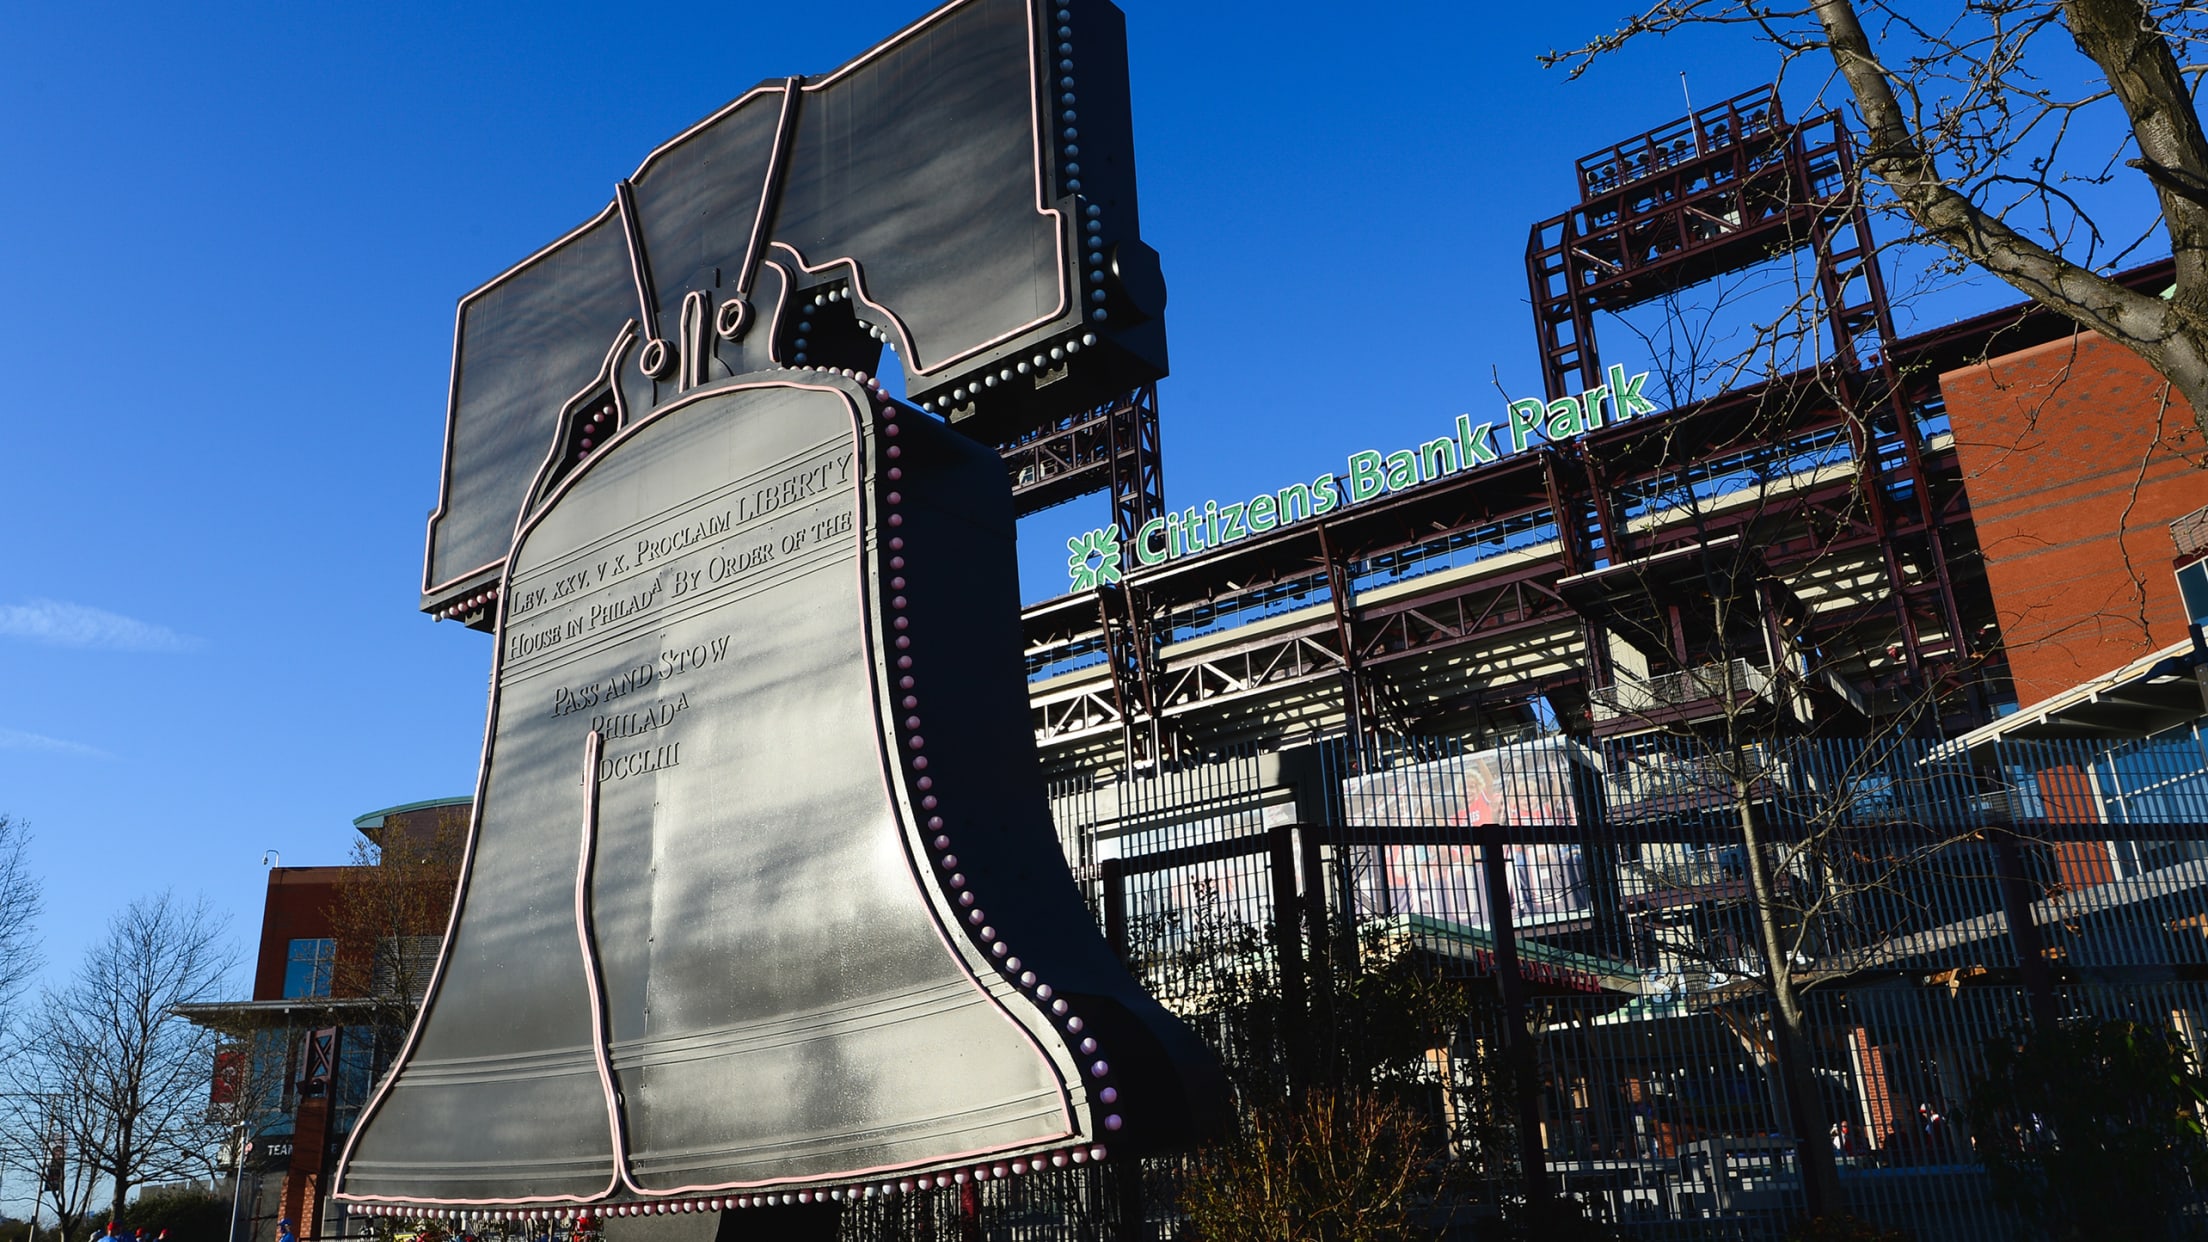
[1066,525,1124,591]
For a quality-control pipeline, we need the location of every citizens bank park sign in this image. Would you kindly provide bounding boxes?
[1064,364,1659,591]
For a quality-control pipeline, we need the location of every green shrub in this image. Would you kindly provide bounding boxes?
[116,1187,231,1242]
[1965,1018,2208,1242]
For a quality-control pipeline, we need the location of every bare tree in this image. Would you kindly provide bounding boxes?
[0,1091,104,1242]
[0,816,63,1234]
[326,809,465,1066]
[0,815,47,1020]
[1524,9,2208,1217]
[13,893,238,1226]
[1547,0,2208,446]
[1543,223,2033,1212]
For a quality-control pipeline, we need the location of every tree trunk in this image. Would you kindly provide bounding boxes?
[1735,781,1843,1219]
[1810,0,2208,441]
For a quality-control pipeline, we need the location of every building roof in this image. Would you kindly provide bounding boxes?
[351,796,472,833]
[353,796,472,848]
[172,996,383,1032]
[1950,636,2207,746]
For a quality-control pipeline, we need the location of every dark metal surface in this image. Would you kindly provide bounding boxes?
[340,376,1223,1209]
[424,0,1167,615]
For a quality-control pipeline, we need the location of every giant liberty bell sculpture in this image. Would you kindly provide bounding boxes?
[334,0,1222,1219]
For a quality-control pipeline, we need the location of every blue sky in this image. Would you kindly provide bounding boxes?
[0,3,2085,989]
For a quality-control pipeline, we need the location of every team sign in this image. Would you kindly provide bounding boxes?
[1065,366,1657,590]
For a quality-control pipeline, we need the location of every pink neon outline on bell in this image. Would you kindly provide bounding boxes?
[349,376,1079,1210]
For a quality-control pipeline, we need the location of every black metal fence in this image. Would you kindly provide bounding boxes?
[1030,729,2208,1240]
[395,730,2208,1240]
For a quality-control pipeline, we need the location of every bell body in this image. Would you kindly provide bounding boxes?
[336,375,1223,1211]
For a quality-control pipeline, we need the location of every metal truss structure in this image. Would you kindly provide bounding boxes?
[998,385,1172,764]
[1527,86,1885,401]
[1018,80,2180,777]
[1000,384,1166,539]
[1019,354,2010,775]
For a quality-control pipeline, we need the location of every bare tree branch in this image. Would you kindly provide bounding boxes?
[11,894,238,1226]
[1548,0,2208,443]
[0,815,47,1015]
[326,811,465,1071]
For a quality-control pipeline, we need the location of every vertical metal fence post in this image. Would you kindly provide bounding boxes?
[1097,856,1146,1240]
[1101,856,1129,966]
[1991,830,2060,1030]
[1112,1154,1146,1242]
[1270,825,1311,1091]
[1096,844,1143,1240]
[1480,826,1551,1204]
[1571,748,1627,963]
[1296,824,1335,1078]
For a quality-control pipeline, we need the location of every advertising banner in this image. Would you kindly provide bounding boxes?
[1339,741,1593,927]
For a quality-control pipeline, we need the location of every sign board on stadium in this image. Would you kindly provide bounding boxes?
[1066,365,1657,590]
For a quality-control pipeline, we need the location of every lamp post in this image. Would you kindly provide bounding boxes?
[227,1126,251,1242]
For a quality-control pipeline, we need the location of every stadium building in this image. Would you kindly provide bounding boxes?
[999,86,2208,1238]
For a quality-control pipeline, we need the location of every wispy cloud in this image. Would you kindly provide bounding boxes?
[0,599,197,652]
[0,729,112,760]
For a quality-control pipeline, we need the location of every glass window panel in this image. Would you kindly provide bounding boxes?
[282,938,334,999]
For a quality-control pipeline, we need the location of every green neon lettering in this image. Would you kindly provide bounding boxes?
[1507,398,1547,452]
[1136,516,1168,565]
[1610,364,1656,418]
[1384,450,1418,491]
[1310,473,1341,515]
[1218,502,1248,544]
[1457,414,1499,464]
[1581,382,1612,428]
[1182,506,1206,553]
[1347,451,1385,503]
[1544,396,1586,440]
[1250,491,1281,531]
[1419,436,1458,480]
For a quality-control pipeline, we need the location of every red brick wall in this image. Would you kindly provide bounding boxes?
[2039,765,2116,890]
[1940,332,2208,706]
[250,869,356,1001]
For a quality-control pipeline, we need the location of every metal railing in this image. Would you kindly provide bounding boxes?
[2174,502,2208,561]
[1575,85,1785,198]
[1590,658,1777,722]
